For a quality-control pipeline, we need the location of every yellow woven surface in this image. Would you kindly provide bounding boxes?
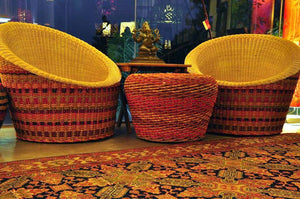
[185,34,300,86]
[0,22,121,87]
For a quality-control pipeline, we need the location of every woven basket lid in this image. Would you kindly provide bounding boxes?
[0,22,121,87]
[185,34,300,87]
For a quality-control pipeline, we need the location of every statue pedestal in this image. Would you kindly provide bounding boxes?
[130,55,165,63]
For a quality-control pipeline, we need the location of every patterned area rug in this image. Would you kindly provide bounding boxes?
[1,134,300,199]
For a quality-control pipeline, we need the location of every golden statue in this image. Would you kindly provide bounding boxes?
[131,22,165,63]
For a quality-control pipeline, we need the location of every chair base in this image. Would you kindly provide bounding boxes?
[14,128,114,143]
[4,80,120,143]
[207,75,299,136]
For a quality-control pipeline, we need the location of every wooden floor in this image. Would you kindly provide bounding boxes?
[0,123,235,163]
[0,123,298,163]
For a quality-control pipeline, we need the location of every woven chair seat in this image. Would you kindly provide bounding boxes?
[124,73,218,142]
[185,34,300,136]
[0,22,121,143]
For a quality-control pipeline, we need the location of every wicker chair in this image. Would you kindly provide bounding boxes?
[0,22,121,143]
[185,34,300,136]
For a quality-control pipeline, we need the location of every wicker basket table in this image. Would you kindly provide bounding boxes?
[124,73,218,142]
[116,62,191,133]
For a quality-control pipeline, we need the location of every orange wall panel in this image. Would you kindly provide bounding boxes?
[283,0,300,44]
[251,0,274,34]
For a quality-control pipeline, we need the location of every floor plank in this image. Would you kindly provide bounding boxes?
[0,122,299,163]
[0,124,234,163]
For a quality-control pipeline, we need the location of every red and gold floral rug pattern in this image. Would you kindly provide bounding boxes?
[1,133,300,198]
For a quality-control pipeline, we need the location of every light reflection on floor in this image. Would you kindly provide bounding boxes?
[283,114,300,133]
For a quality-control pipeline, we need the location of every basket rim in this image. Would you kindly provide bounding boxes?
[0,22,121,87]
[185,34,300,87]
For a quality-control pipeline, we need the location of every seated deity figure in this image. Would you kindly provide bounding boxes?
[132,21,160,57]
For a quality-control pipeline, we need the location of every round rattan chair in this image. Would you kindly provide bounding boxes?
[0,22,121,143]
[185,34,300,136]
[125,73,218,142]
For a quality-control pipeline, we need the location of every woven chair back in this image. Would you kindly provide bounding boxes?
[185,34,300,87]
[0,22,121,87]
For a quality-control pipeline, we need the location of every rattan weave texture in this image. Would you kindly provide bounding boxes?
[185,34,300,135]
[125,73,218,142]
[0,22,121,87]
[0,82,8,128]
[0,22,121,142]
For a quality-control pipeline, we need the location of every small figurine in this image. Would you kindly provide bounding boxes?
[131,21,164,63]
